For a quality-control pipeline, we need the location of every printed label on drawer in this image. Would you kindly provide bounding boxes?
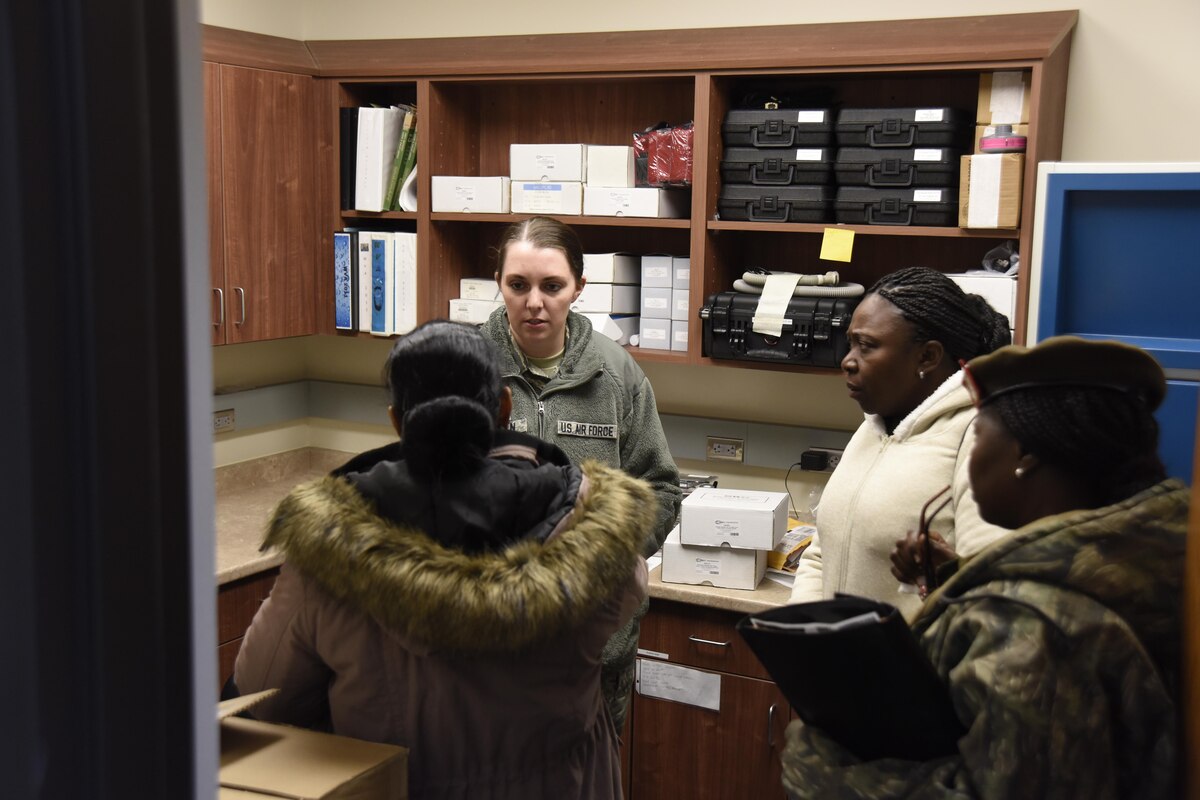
[914,149,943,162]
[636,659,721,712]
[913,189,944,202]
[693,557,721,576]
[796,110,825,123]
[914,108,945,122]
[795,148,823,161]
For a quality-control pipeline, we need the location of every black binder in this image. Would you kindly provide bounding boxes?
[736,596,965,761]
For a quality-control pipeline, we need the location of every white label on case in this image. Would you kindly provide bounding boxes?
[914,108,945,122]
[796,110,825,123]
[912,189,944,202]
[914,149,942,162]
[795,149,823,161]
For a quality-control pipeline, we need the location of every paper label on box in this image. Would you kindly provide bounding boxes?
[914,149,942,162]
[967,155,1003,228]
[795,148,823,161]
[453,186,477,202]
[535,154,558,171]
[645,297,668,309]
[914,108,945,122]
[637,659,721,712]
[673,328,688,344]
[644,265,669,279]
[796,110,825,123]
[912,189,943,202]
[988,71,1027,125]
[692,557,721,576]
[519,184,565,213]
[641,327,667,341]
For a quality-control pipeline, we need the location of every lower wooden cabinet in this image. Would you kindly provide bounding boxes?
[629,599,790,799]
[216,568,279,690]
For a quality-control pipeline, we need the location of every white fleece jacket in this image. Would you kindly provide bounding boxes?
[789,372,1010,617]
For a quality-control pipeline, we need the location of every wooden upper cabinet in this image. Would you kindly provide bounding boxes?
[208,64,318,343]
[203,62,226,345]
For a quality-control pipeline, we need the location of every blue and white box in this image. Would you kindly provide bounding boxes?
[333,231,355,331]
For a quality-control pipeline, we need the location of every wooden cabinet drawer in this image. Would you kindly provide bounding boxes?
[216,568,278,645]
[639,598,769,681]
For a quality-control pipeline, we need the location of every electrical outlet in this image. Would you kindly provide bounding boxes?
[213,408,236,433]
[801,447,843,472]
[706,436,744,462]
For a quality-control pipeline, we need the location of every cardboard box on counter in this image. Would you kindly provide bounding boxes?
[680,487,788,550]
[959,154,1023,229]
[977,70,1031,125]
[661,526,767,591]
[219,691,408,799]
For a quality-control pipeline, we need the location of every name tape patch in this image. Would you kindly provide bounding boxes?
[557,419,617,439]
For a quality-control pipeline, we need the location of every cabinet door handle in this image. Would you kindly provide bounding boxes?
[767,702,779,747]
[687,635,730,647]
[234,286,246,326]
[213,287,224,328]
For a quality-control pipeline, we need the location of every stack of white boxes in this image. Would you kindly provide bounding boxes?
[448,277,503,324]
[510,144,586,215]
[582,145,689,219]
[662,487,789,590]
[638,255,673,350]
[574,252,641,345]
[431,175,511,213]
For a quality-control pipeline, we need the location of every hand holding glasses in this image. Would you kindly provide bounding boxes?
[890,484,955,599]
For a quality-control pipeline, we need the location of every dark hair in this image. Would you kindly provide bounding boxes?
[384,320,502,481]
[495,216,585,283]
[990,388,1166,506]
[868,267,1011,362]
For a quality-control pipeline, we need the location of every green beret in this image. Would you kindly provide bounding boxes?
[963,335,1166,411]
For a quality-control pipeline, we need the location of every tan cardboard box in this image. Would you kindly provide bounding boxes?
[959,154,1023,229]
[976,70,1031,125]
[973,123,1030,154]
[219,691,408,799]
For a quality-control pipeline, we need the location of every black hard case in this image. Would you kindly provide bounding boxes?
[718,185,832,223]
[720,147,834,186]
[835,108,968,148]
[700,291,857,367]
[834,147,960,188]
[835,187,958,227]
[722,109,833,148]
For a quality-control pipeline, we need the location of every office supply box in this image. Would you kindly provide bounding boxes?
[679,487,788,550]
[431,176,510,213]
[700,292,857,368]
[661,526,767,590]
[959,154,1023,229]
[583,186,689,218]
[511,181,583,215]
[582,252,640,284]
[509,143,587,182]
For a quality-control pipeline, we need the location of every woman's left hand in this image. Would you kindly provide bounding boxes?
[891,529,957,596]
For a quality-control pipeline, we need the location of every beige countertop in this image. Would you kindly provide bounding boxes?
[647,564,793,615]
[215,448,351,585]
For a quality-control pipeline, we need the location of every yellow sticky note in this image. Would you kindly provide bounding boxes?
[820,228,855,262]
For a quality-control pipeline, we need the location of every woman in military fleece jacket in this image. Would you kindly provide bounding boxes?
[482,217,682,731]
[234,321,654,800]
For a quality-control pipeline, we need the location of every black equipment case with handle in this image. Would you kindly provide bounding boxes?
[835,107,969,148]
[718,185,832,223]
[723,108,833,148]
[700,291,857,367]
[834,186,958,226]
[720,147,834,186]
[834,147,960,188]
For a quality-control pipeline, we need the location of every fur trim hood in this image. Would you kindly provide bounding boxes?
[263,459,654,655]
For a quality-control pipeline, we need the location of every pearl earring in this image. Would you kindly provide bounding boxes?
[1014,466,1026,478]
[919,370,926,380]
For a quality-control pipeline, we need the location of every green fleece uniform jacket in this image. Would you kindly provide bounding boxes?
[781,478,1188,799]
[482,308,682,729]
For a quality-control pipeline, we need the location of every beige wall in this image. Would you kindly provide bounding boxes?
[205,0,1197,435]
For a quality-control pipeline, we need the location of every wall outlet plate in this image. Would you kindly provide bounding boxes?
[801,447,843,472]
[706,436,744,462]
[214,408,236,433]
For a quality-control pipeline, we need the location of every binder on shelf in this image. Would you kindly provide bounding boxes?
[355,106,404,213]
[356,231,373,333]
[339,107,358,211]
[333,231,356,331]
[736,596,965,762]
[383,105,416,211]
[393,231,418,334]
[369,233,395,336]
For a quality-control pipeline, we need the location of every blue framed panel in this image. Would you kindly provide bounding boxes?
[1034,167,1200,481]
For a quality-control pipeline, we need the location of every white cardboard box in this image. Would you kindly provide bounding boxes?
[638,317,671,350]
[661,526,767,591]
[583,252,640,284]
[680,487,788,550]
[572,283,640,314]
[640,255,674,288]
[584,313,640,345]
[948,272,1017,325]
[640,287,673,320]
[448,297,502,324]
[511,181,583,215]
[586,145,636,188]
[510,143,587,182]
[672,256,691,290]
[671,320,689,352]
[431,176,510,213]
[583,186,689,218]
[460,277,500,301]
[671,288,690,321]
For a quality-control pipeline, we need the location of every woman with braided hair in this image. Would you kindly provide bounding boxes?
[781,336,1186,798]
[789,266,1011,614]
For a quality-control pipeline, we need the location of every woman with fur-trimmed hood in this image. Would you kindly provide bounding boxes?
[234,321,654,800]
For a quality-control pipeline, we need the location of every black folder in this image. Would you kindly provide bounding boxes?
[736,596,965,761]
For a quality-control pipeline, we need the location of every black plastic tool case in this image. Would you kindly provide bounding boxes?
[834,147,960,188]
[834,187,958,226]
[700,291,857,367]
[723,109,833,148]
[718,185,832,223]
[720,147,833,186]
[835,108,969,148]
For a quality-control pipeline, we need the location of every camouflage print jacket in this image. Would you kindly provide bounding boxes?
[781,478,1188,800]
